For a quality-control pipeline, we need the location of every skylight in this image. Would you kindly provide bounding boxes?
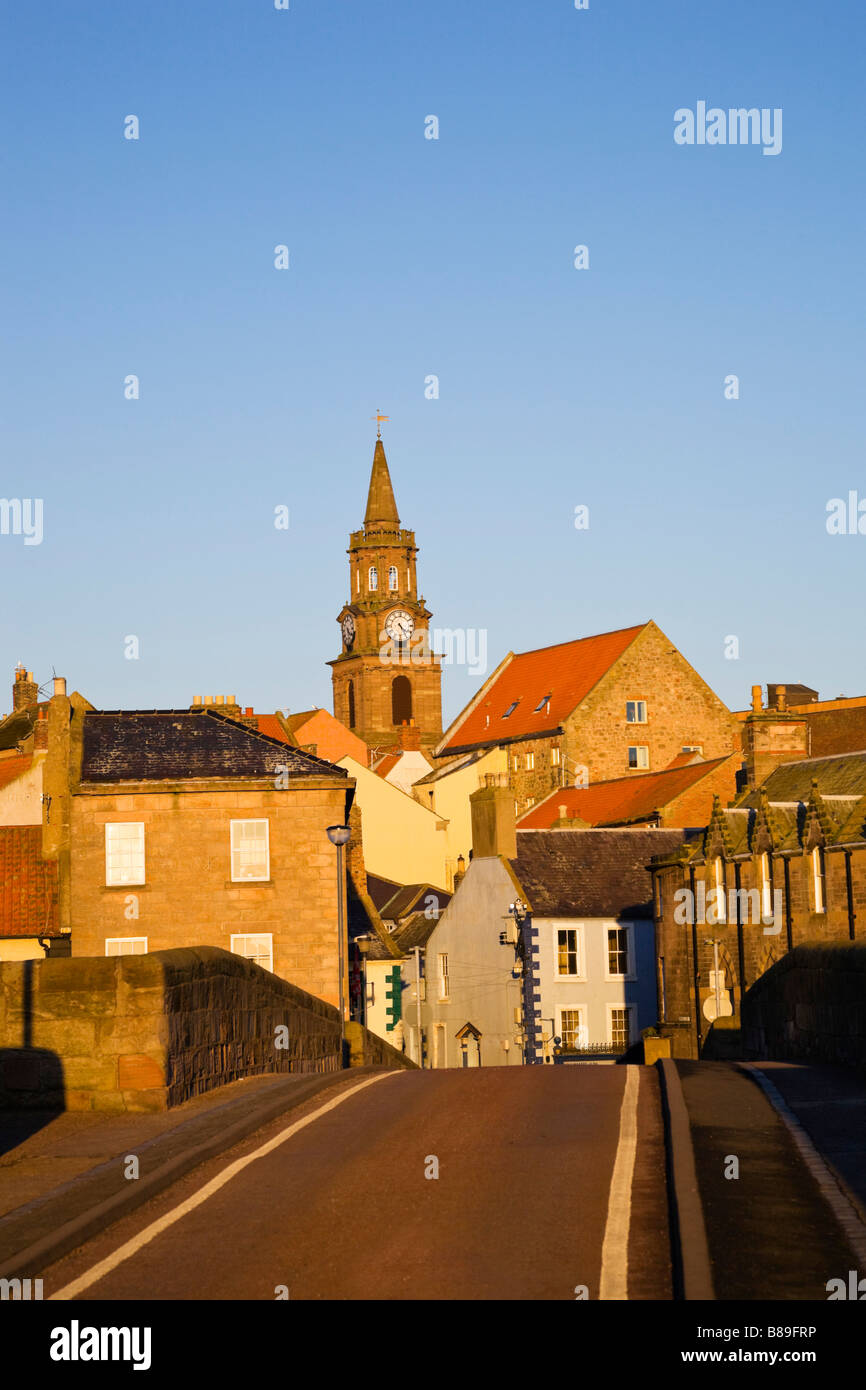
[502,700,520,718]
[534,693,551,712]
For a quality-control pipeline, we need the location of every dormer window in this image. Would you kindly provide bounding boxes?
[502,700,520,719]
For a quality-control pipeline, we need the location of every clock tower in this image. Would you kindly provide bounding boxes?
[329,434,443,754]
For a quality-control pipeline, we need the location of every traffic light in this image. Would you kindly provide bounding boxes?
[385,965,402,1031]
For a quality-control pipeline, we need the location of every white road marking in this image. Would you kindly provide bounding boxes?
[598,1065,640,1300]
[49,1071,397,1300]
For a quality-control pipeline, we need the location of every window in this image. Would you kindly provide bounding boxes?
[388,565,398,591]
[626,701,647,723]
[712,856,727,923]
[609,1006,635,1049]
[526,752,535,770]
[231,933,274,973]
[502,700,520,718]
[105,937,147,956]
[628,746,649,769]
[812,847,825,914]
[368,565,378,591]
[437,952,449,1000]
[683,744,703,755]
[551,747,561,767]
[556,926,582,977]
[534,693,551,713]
[512,753,521,771]
[392,674,412,724]
[760,852,773,921]
[105,823,145,886]
[347,680,355,729]
[354,568,360,593]
[558,1008,586,1050]
[607,925,631,977]
[230,819,269,881]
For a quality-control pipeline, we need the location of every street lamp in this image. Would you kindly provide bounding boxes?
[704,937,722,1021]
[327,824,351,1065]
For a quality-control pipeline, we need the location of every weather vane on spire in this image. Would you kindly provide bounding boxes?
[371,410,389,439]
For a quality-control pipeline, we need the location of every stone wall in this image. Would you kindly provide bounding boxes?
[0,945,414,1113]
[741,943,866,1065]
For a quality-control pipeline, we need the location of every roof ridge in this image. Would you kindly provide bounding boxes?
[511,622,647,661]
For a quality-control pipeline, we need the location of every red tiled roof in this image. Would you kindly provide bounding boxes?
[517,758,728,829]
[0,754,32,791]
[0,827,59,938]
[441,624,646,751]
[253,715,292,744]
[665,751,704,769]
[373,754,401,780]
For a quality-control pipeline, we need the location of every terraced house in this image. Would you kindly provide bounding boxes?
[652,692,866,1060]
[434,621,738,815]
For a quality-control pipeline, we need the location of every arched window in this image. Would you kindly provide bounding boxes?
[760,852,773,921]
[355,568,360,593]
[347,681,355,729]
[368,566,378,591]
[710,857,727,923]
[392,675,412,725]
[812,846,825,913]
[388,565,398,591]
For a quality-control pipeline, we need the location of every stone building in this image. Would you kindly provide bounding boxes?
[435,620,737,813]
[66,707,354,1007]
[652,688,866,1059]
[329,434,443,753]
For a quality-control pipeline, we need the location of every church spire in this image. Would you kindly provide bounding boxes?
[364,438,400,526]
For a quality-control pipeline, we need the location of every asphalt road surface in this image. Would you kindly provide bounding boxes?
[41,1066,672,1301]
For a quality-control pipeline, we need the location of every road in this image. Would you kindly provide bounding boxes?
[40,1066,672,1301]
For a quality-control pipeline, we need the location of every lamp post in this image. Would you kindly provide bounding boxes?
[327,824,351,1065]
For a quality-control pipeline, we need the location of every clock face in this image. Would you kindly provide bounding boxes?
[341,613,356,647]
[384,609,415,643]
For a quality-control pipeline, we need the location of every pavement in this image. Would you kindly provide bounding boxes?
[1,1058,864,1301]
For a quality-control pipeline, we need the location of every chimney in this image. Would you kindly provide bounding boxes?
[470,774,516,859]
[751,684,762,713]
[741,698,808,790]
[399,720,421,751]
[13,665,38,710]
[34,706,49,750]
[52,676,66,698]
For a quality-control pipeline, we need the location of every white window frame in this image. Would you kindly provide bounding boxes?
[368,565,378,591]
[812,846,825,914]
[526,752,535,770]
[437,952,449,1000]
[230,933,274,973]
[604,922,635,981]
[230,819,270,882]
[626,700,647,724]
[551,747,561,767]
[628,745,650,769]
[105,937,147,956]
[712,856,727,923]
[557,1006,587,1051]
[554,923,585,980]
[388,564,398,591]
[760,852,773,921]
[512,753,521,770]
[105,822,146,886]
[607,1003,636,1049]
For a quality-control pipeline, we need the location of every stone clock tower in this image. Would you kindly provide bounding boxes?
[329,435,443,754]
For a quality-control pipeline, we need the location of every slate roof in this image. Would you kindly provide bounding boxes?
[80,709,348,783]
[440,624,647,752]
[0,826,60,938]
[0,705,48,753]
[366,872,403,912]
[510,827,687,919]
[738,752,866,806]
[518,757,730,829]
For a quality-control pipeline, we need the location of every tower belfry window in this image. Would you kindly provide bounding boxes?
[388,565,398,591]
[368,566,378,591]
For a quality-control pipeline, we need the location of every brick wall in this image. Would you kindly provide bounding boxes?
[0,946,414,1112]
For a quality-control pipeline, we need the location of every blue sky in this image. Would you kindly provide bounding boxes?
[1,0,864,725]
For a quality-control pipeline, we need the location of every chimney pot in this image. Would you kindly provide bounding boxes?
[245,706,253,716]
[776,684,787,711]
[53,676,66,698]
